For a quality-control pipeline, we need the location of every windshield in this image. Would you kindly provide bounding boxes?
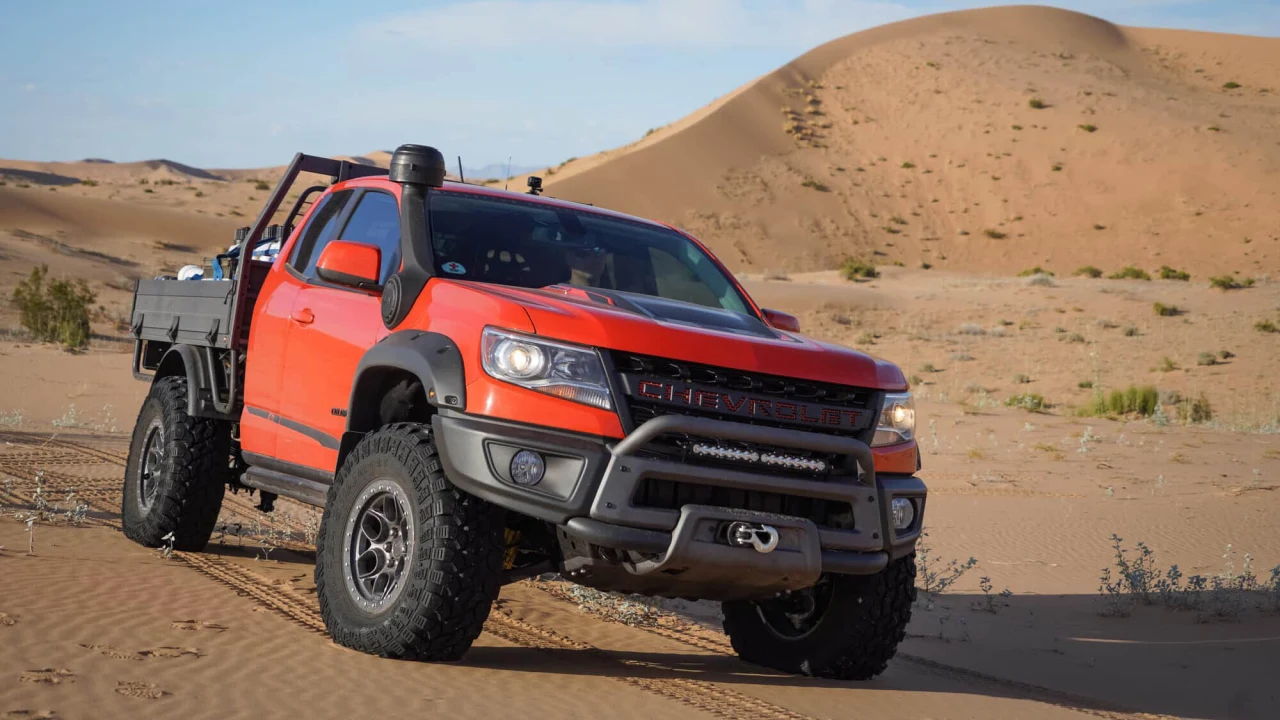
[428,191,752,315]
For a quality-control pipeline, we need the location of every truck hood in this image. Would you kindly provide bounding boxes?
[450,281,905,390]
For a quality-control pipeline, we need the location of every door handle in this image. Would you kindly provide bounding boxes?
[290,308,315,325]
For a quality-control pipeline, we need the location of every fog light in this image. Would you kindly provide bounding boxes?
[509,450,545,486]
[890,498,915,530]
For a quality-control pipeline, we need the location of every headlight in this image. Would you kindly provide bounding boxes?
[481,328,613,410]
[872,392,915,447]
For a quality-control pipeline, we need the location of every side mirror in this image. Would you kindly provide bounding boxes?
[762,308,800,332]
[316,241,382,291]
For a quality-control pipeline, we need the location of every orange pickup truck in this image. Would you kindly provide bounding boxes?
[122,145,925,679]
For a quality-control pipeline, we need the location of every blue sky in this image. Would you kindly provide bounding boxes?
[1,1,1276,170]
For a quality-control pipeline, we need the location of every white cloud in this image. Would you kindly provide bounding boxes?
[358,0,915,51]
[21,83,36,92]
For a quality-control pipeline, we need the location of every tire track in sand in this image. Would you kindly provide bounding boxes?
[172,552,815,720]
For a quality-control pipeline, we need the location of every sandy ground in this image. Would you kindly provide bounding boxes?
[1,263,1278,719]
[2,5,1280,719]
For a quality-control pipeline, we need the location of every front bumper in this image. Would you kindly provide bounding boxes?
[433,411,926,599]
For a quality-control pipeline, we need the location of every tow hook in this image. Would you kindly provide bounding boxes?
[726,522,779,554]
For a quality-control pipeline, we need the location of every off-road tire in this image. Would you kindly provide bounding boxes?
[121,375,229,551]
[315,423,505,661]
[722,554,917,680]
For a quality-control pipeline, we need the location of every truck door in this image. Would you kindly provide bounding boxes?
[241,189,352,462]
[275,188,402,474]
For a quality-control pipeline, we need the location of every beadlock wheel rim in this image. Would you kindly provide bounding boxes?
[754,578,835,640]
[136,417,164,514]
[342,478,415,615]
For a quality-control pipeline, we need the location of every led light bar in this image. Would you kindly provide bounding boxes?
[690,443,828,473]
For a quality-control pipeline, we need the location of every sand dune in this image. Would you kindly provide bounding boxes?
[533,6,1280,275]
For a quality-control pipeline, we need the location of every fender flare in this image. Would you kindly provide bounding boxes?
[337,330,466,467]
[155,345,235,421]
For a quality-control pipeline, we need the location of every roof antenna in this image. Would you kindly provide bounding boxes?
[457,156,465,184]
[503,156,512,191]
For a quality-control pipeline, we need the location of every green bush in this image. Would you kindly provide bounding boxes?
[1158,266,1190,281]
[1074,265,1103,278]
[1209,275,1253,290]
[1005,393,1047,411]
[254,180,270,191]
[984,229,1007,239]
[10,264,96,350]
[1028,98,1048,109]
[1109,266,1151,280]
[841,258,878,281]
[1081,385,1159,417]
[1153,302,1182,317]
[1018,266,1054,277]
[1256,318,1279,333]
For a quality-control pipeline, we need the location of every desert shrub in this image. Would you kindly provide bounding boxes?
[10,265,96,350]
[1079,380,1094,389]
[984,229,1007,239]
[1209,275,1253,290]
[1157,356,1178,372]
[254,180,270,191]
[1223,81,1241,90]
[1218,349,1234,360]
[1178,394,1213,423]
[801,178,830,191]
[1018,266,1054,277]
[1028,97,1048,109]
[1123,325,1140,337]
[1153,302,1182,317]
[1005,393,1046,411]
[889,215,908,225]
[1079,124,1098,132]
[1198,352,1219,366]
[1110,266,1151,280]
[1159,266,1190,281]
[1107,386,1159,416]
[920,362,940,373]
[901,161,915,169]
[1062,332,1085,343]
[1024,273,1055,287]
[1052,162,1064,172]
[80,179,98,187]
[1256,319,1279,333]
[840,259,878,280]
[1075,265,1102,278]
[1012,373,1031,384]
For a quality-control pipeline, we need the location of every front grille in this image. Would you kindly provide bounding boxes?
[633,477,854,530]
[610,350,880,442]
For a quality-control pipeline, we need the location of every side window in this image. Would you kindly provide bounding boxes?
[289,189,353,277]
[335,192,401,283]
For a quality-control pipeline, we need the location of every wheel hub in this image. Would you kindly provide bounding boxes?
[755,577,834,639]
[342,479,415,615]
[136,418,165,514]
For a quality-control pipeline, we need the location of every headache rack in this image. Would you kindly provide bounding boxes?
[129,153,389,414]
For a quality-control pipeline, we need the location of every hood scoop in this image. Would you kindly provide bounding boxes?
[540,284,781,339]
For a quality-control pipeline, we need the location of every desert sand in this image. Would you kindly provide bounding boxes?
[2,5,1279,720]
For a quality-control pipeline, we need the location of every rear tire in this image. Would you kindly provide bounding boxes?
[315,423,505,661]
[121,375,229,551]
[721,554,917,680]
